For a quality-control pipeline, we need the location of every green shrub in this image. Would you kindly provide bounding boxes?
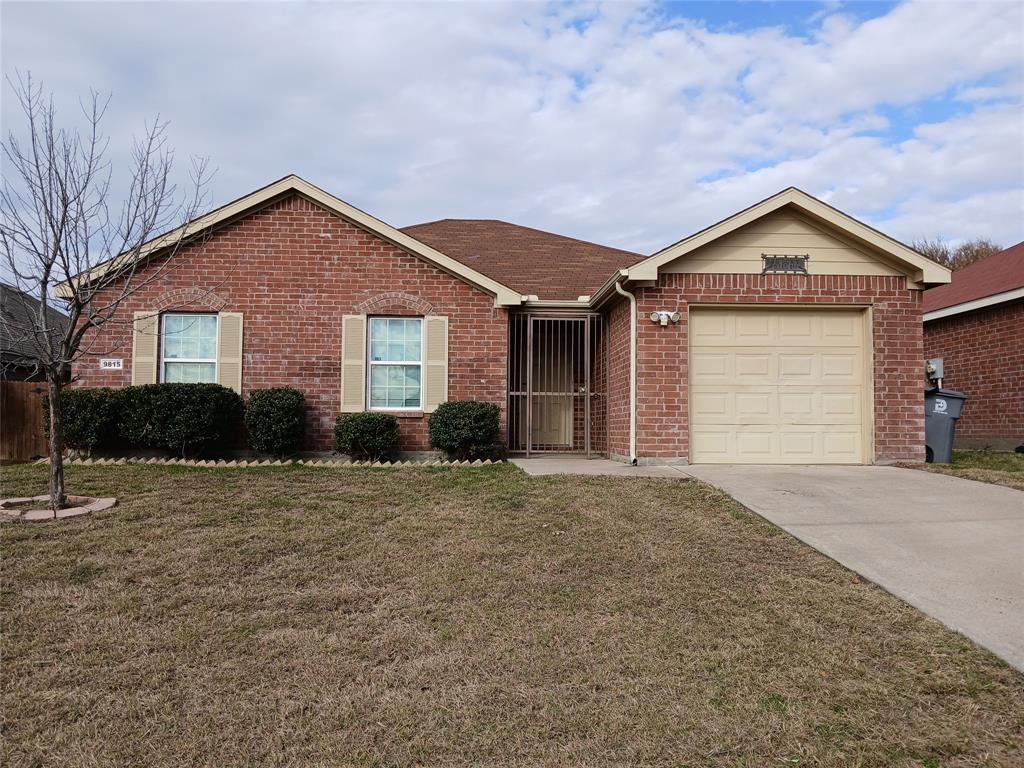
[334,412,399,461]
[42,387,120,454]
[428,400,501,460]
[117,383,243,457]
[245,387,306,457]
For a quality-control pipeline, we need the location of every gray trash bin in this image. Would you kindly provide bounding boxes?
[924,387,967,464]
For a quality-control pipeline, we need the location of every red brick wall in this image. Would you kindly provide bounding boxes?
[73,194,508,452]
[924,299,1024,447]
[609,273,924,463]
[605,296,632,459]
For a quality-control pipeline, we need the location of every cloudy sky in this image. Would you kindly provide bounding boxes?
[2,0,1022,255]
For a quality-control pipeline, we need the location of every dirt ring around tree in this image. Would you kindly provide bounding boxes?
[0,495,117,523]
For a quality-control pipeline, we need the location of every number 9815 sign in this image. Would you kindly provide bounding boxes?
[100,358,123,370]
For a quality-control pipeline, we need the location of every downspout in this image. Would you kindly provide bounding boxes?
[614,281,638,465]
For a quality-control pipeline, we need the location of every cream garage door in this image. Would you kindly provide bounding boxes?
[690,308,868,464]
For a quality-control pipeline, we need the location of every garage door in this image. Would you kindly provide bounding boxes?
[689,308,869,464]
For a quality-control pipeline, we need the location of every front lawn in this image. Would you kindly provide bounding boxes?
[2,464,1021,766]
[903,449,1024,491]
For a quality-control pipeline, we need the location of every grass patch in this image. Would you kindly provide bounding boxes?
[2,463,1022,766]
[901,450,1024,491]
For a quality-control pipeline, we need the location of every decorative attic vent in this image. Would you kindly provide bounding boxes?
[762,253,810,274]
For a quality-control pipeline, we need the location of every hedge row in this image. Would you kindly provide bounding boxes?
[51,385,501,461]
[49,384,301,458]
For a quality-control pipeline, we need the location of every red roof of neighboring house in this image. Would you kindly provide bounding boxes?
[923,242,1024,314]
[401,219,643,301]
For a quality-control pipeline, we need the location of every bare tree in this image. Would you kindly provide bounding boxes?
[913,236,1003,270]
[1,73,209,510]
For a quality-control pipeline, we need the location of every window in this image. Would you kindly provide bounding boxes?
[161,313,218,383]
[368,317,422,409]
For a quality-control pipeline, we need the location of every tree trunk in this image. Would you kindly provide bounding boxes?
[46,374,67,511]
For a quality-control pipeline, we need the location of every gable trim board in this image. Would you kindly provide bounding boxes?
[56,175,525,307]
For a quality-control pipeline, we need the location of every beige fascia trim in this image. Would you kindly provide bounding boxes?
[519,298,593,310]
[589,269,632,308]
[923,287,1024,322]
[56,175,524,306]
[630,187,952,287]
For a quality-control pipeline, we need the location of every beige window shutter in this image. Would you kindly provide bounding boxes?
[341,314,367,412]
[422,315,449,413]
[216,312,244,393]
[132,311,160,385]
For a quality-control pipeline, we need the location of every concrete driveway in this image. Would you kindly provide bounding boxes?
[681,464,1024,670]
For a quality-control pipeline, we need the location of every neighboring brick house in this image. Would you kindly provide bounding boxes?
[923,243,1024,450]
[67,176,950,464]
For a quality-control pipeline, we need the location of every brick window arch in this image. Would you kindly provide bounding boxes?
[153,287,228,312]
[355,291,436,316]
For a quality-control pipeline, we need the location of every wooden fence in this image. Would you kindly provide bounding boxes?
[1,380,48,463]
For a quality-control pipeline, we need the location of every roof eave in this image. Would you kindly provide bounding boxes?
[923,287,1024,322]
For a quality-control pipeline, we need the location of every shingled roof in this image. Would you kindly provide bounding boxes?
[401,219,644,301]
[923,242,1024,314]
[0,282,69,363]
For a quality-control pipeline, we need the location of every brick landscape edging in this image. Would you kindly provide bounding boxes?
[37,457,504,468]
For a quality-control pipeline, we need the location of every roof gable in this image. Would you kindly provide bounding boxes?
[624,187,951,288]
[58,175,524,306]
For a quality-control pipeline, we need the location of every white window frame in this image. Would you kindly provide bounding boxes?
[160,312,219,383]
[366,316,423,412]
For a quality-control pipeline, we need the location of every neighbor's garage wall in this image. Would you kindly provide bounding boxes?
[74,194,509,452]
[924,299,1024,449]
[615,273,924,463]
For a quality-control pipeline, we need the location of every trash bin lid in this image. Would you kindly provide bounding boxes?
[926,387,968,400]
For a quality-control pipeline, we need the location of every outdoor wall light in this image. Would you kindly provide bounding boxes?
[649,310,681,326]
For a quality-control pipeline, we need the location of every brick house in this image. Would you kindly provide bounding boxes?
[67,175,950,464]
[923,243,1024,450]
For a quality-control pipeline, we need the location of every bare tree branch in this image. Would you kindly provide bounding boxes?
[0,72,212,509]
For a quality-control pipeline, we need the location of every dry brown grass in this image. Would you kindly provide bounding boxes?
[2,463,1022,767]
[900,450,1024,492]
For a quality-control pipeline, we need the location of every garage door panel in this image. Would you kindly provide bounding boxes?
[691,351,730,382]
[735,313,774,342]
[821,352,860,382]
[695,386,862,426]
[690,308,867,464]
[690,311,730,344]
[735,353,772,379]
[691,428,731,460]
[822,427,862,460]
[735,428,778,460]
[821,313,860,342]
[779,313,813,341]
[692,387,780,425]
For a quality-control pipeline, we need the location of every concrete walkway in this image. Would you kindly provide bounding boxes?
[510,457,689,479]
[680,464,1024,671]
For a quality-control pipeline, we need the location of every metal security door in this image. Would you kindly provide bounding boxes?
[508,314,606,456]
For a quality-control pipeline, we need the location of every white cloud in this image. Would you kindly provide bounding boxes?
[1,0,1021,257]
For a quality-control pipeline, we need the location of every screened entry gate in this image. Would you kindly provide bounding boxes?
[508,314,608,456]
